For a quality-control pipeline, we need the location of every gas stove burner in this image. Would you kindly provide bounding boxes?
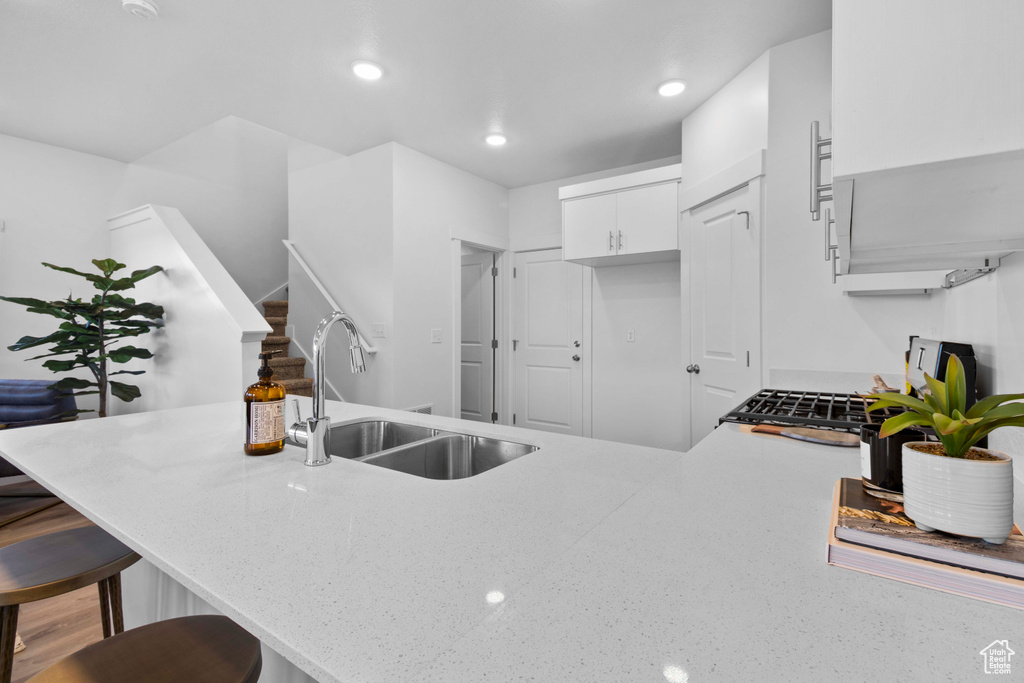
[720,389,905,433]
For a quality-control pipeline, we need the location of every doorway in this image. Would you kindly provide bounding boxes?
[682,179,762,447]
[460,245,498,422]
[512,249,586,436]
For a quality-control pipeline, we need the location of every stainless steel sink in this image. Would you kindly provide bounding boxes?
[357,434,538,479]
[327,420,438,459]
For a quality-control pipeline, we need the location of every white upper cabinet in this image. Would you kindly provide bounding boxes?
[832,0,1024,275]
[560,164,680,266]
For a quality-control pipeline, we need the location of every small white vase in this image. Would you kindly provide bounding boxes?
[901,442,1014,544]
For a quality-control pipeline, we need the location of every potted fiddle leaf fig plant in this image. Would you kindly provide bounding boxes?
[1,259,164,418]
[866,354,1024,544]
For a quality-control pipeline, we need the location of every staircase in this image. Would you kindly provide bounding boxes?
[260,300,313,397]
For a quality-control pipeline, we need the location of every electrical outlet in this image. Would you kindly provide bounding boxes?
[430,328,442,344]
[627,329,636,342]
[372,323,386,339]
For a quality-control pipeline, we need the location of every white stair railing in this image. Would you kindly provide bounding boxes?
[282,240,378,355]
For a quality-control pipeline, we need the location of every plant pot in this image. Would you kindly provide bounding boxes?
[901,442,1014,544]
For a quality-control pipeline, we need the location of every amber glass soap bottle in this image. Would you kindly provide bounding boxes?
[244,351,286,455]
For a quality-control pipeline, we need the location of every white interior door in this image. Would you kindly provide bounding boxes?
[685,182,761,447]
[513,249,584,436]
[461,251,495,422]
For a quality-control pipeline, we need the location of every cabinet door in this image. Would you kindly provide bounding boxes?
[563,194,616,261]
[615,182,678,255]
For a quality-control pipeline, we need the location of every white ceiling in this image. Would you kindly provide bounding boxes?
[0,0,831,188]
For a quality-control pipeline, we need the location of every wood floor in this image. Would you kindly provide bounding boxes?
[0,502,103,683]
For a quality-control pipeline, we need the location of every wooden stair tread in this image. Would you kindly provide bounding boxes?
[264,316,287,325]
[27,615,262,683]
[262,336,290,344]
[0,527,139,606]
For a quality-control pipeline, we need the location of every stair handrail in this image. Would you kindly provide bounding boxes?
[282,240,378,355]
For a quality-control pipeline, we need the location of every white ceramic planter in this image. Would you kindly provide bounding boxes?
[901,442,1014,544]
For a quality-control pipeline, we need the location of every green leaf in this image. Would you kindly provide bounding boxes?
[50,377,97,391]
[7,331,72,352]
[42,359,79,372]
[104,346,154,363]
[977,402,1024,421]
[932,413,961,435]
[944,355,968,416]
[879,411,932,438]
[109,381,142,403]
[865,392,934,416]
[966,393,1024,419]
[108,370,146,376]
[964,417,1024,451]
[91,259,126,277]
[41,262,113,290]
[924,374,948,413]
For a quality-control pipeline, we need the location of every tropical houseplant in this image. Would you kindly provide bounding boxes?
[866,354,1024,544]
[1,259,164,418]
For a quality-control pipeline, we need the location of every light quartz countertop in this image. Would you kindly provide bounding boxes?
[0,399,1019,682]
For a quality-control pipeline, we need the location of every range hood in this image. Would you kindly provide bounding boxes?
[833,136,1024,279]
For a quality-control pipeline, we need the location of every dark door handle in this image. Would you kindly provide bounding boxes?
[686,364,701,374]
[572,355,581,362]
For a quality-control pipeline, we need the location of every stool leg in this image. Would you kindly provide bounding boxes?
[108,574,125,635]
[0,604,20,683]
[97,579,111,639]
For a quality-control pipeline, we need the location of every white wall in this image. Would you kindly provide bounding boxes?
[108,206,269,416]
[508,158,685,449]
[591,261,684,450]
[509,156,680,252]
[110,116,291,304]
[0,133,127,413]
[679,52,769,191]
[392,143,509,416]
[287,142,395,409]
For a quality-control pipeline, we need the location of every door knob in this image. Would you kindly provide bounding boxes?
[573,340,581,348]
[686,364,701,374]
[572,355,581,362]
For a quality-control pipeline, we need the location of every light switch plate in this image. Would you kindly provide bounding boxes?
[371,323,386,339]
[430,328,442,344]
[627,329,635,342]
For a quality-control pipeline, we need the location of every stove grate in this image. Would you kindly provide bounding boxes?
[719,388,905,433]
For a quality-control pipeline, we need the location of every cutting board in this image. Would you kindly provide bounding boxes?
[748,423,860,447]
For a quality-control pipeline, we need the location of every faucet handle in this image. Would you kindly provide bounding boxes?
[291,398,302,425]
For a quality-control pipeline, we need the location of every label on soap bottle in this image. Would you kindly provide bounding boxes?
[249,400,285,445]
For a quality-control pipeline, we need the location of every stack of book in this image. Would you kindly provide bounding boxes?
[827,478,1024,609]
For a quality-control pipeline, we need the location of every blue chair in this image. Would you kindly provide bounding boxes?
[0,380,77,476]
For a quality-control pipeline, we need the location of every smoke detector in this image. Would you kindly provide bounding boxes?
[122,0,159,20]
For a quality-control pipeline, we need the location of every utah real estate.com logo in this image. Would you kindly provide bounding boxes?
[980,640,1015,675]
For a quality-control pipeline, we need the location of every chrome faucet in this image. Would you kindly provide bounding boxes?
[287,311,367,466]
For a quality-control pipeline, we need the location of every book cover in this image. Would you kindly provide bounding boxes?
[834,478,1024,579]
[827,480,1024,610]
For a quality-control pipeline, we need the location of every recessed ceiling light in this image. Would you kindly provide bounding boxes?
[657,80,686,97]
[122,0,159,19]
[485,134,507,146]
[352,61,384,81]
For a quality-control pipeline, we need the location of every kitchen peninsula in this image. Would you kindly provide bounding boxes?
[0,398,1018,682]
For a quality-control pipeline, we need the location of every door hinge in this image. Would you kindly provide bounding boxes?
[491,411,498,422]
[491,266,498,278]
[513,414,516,425]
[491,339,498,349]
[512,339,518,351]
[747,350,750,367]
[513,267,517,278]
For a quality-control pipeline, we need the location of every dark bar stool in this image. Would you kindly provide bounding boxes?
[27,615,262,683]
[0,526,140,682]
